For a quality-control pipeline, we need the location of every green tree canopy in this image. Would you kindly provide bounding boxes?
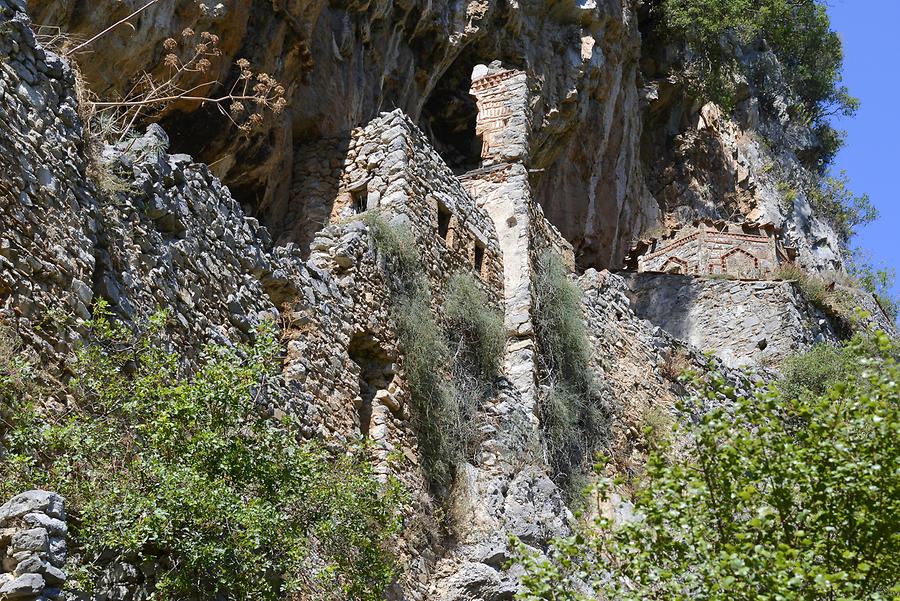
[657,0,857,123]
[0,306,402,599]
[515,331,900,600]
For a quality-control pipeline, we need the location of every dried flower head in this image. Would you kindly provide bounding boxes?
[197,58,212,73]
[272,97,287,114]
[208,34,220,45]
[274,85,285,97]
[229,101,245,116]
[196,43,208,54]
[181,28,195,39]
[236,58,250,69]
[248,113,263,128]
[163,53,179,68]
[163,37,177,51]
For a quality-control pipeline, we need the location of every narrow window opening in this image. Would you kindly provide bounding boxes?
[352,187,367,214]
[437,202,452,240]
[474,242,485,273]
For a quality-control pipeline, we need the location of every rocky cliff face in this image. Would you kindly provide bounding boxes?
[28,0,670,272]
[637,17,846,273]
[29,0,846,272]
[0,0,875,599]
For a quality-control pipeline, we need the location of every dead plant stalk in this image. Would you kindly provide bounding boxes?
[63,0,163,58]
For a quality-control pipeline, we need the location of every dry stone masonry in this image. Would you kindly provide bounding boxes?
[0,491,67,601]
[621,272,838,368]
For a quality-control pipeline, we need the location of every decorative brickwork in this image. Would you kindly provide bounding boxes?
[625,219,797,279]
[469,63,531,164]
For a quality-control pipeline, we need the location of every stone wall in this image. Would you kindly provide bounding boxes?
[311,108,507,314]
[576,269,761,464]
[263,136,349,255]
[620,272,837,368]
[0,4,294,368]
[461,162,574,415]
[0,491,67,600]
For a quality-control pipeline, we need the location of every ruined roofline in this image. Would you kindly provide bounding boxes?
[624,218,797,268]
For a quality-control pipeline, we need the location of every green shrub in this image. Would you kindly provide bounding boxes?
[639,404,675,451]
[778,334,898,400]
[655,0,856,130]
[366,216,504,489]
[0,305,401,600]
[515,330,900,600]
[0,326,37,444]
[776,180,798,209]
[534,252,610,489]
[848,250,899,322]
[808,170,878,243]
[444,272,506,381]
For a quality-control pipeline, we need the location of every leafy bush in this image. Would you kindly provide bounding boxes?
[808,170,878,243]
[779,333,898,399]
[0,326,38,444]
[0,306,401,600]
[779,340,859,400]
[534,252,609,488]
[656,0,856,124]
[848,250,899,323]
[515,330,900,600]
[366,215,504,488]
[444,272,506,381]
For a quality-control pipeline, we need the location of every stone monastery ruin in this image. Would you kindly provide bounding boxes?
[625,219,798,279]
[0,2,896,598]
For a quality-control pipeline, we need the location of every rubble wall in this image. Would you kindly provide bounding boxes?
[0,491,67,600]
[620,272,838,368]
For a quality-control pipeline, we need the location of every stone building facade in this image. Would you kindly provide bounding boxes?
[625,219,797,279]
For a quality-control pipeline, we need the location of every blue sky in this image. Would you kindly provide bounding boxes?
[827,0,899,301]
